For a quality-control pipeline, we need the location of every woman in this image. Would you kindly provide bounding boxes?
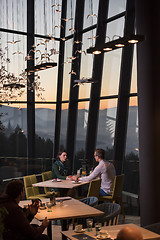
[52,151,74,197]
[52,151,70,180]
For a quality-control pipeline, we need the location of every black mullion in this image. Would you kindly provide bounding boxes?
[54,0,67,158]
[113,0,135,174]
[27,0,35,169]
[85,0,109,162]
[66,0,85,171]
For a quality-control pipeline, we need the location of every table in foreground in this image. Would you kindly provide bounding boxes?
[61,223,160,240]
[32,179,88,189]
[20,198,103,240]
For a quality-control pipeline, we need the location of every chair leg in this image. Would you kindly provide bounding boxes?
[119,198,125,219]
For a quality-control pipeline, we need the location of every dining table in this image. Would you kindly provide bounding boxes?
[61,223,160,240]
[20,197,104,240]
[32,179,89,189]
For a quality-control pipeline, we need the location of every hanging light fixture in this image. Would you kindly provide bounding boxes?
[25,62,57,73]
[87,34,145,54]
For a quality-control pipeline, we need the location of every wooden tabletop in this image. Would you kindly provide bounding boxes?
[34,198,104,221]
[32,179,89,189]
[61,223,160,240]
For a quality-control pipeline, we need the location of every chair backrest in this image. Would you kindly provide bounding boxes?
[23,174,40,199]
[112,174,124,199]
[93,203,121,226]
[144,222,160,235]
[87,178,101,198]
[80,197,98,207]
[42,171,52,194]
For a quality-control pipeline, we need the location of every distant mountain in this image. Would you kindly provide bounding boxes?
[0,105,138,154]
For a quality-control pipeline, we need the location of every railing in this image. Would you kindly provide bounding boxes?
[0,157,54,194]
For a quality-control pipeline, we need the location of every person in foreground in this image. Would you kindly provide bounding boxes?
[116,226,144,240]
[0,179,50,240]
[74,148,116,196]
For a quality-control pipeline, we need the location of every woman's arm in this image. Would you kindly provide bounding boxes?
[52,163,66,180]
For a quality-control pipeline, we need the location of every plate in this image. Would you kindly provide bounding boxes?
[96,235,111,239]
[57,179,61,182]
[74,229,85,233]
[52,179,61,182]
[72,181,82,184]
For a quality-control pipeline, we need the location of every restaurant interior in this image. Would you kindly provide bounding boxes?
[0,0,160,239]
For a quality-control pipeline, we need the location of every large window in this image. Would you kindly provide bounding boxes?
[0,1,139,214]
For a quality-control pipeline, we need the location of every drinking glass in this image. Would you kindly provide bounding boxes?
[46,202,52,212]
[86,218,93,232]
[95,222,102,236]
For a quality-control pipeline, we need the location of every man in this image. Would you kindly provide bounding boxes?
[0,179,49,240]
[116,226,144,240]
[78,149,116,196]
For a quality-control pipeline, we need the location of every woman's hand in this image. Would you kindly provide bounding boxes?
[71,175,78,181]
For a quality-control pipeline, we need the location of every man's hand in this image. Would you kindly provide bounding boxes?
[71,175,79,181]
[28,203,38,216]
[42,217,50,228]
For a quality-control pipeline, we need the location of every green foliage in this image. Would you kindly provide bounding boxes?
[0,124,54,158]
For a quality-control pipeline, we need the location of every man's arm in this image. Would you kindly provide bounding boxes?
[79,163,102,182]
[11,206,49,239]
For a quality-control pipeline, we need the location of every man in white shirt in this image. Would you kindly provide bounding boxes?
[78,149,116,196]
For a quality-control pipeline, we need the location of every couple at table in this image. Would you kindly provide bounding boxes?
[52,148,116,197]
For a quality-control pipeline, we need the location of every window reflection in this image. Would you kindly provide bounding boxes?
[96,99,117,159]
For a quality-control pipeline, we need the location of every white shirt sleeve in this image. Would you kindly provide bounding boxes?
[79,161,102,182]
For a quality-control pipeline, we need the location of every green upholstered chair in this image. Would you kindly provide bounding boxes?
[42,171,59,197]
[42,171,52,195]
[87,178,102,198]
[98,174,125,219]
[23,174,48,200]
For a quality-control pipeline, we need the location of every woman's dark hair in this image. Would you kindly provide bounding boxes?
[5,179,24,199]
[95,149,105,159]
[56,150,67,159]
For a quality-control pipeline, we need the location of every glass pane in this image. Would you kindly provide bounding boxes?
[0,0,27,32]
[59,103,69,150]
[108,0,126,18]
[0,103,27,157]
[125,96,139,158]
[33,38,59,101]
[0,32,27,102]
[65,0,76,37]
[101,49,122,96]
[35,104,56,157]
[123,96,139,197]
[74,101,89,171]
[106,17,125,41]
[83,0,99,29]
[79,31,95,99]
[96,99,117,159]
[62,39,73,101]
[130,45,137,93]
[35,0,62,37]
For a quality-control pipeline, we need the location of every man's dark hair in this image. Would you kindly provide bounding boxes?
[5,179,24,199]
[95,149,105,159]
